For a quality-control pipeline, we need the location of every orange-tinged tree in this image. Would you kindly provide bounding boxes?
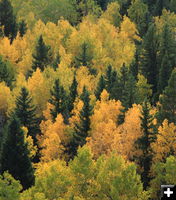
[39,114,68,162]
[88,90,122,158]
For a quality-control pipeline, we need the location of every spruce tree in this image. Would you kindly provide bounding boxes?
[104,65,117,98]
[49,79,69,123]
[70,86,92,157]
[0,0,17,42]
[15,87,40,145]
[52,54,61,71]
[140,23,158,97]
[18,20,27,37]
[0,56,15,87]
[135,101,155,190]
[69,75,78,113]
[157,68,176,124]
[75,42,95,74]
[95,75,106,100]
[157,53,172,96]
[0,115,34,190]
[32,35,52,72]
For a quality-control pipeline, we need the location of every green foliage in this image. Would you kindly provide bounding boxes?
[95,75,106,100]
[0,56,15,87]
[157,24,176,97]
[135,101,155,190]
[135,74,152,104]
[15,87,40,144]
[128,0,149,36]
[32,35,52,72]
[0,172,22,200]
[75,42,95,74]
[150,156,176,199]
[0,115,34,190]
[71,87,92,157]
[157,68,176,124]
[140,23,158,98]
[18,20,27,37]
[49,79,69,123]
[0,0,18,42]
[69,75,78,113]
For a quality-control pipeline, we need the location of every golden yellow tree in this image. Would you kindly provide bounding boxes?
[39,114,68,162]
[112,104,142,160]
[152,119,176,163]
[87,90,122,158]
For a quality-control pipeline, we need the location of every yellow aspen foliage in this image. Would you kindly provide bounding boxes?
[152,120,176,163]
[0,82,12,115]
[57,19,75,48]
[22,126,37,159]
[0,37,19,65]
[120,15,140,41]
[40,114,67,162]
[27,68,50,116]
[112,104,142,160]
[69,98,84,129]
[87,90,122,158]
[76,66,97,94]
[100,2,121,27]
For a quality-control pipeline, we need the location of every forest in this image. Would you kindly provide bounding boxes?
[0,0,176,199]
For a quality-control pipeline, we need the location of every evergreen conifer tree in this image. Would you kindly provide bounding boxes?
[75,42,95,74]
[156,23,176,99]
[15,87,40,145]
[0,115,34,190]
[70,86,92,157]
[52,54,61,71]
[0,0,18,42]
[95,75,106,100]
[104,65,117,98]
[49,79,69,123]
[157,68,176,124]
[140,23,158,97]
[0,56,15,87]
[135,101,155,190]
[32,35,52,72]
[18,20,27,37]
[69,75,78,113]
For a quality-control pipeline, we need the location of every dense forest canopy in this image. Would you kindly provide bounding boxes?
[0,0,176,199]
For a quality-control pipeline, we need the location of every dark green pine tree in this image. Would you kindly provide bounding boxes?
[18,20,27,37]
[157,53,172,96]
[140,23,159,97]
[0,0,18,43]
[110,64,127,102]
[135,101,156,190]
[69,75,78,113]
[70,86,92,158]
[95,0,110,10]
[75,42,95,74]
[52,54,61,71]
[157,68,176,124]
[0,56,15,87]
[104,65,117,97]
[49,79,69,123]
[122,73,136,109]
[32,35,52,72]
[15,87,40,145]
[0,115,34,190]
[95,75,106,100]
